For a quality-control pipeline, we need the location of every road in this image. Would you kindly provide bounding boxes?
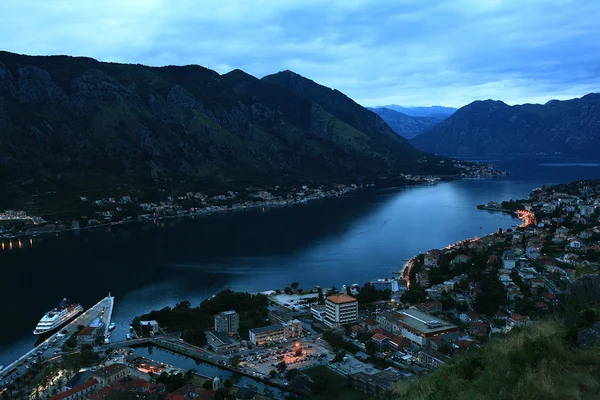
[0,295,114,387]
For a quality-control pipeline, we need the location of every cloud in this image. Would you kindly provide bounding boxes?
[0,0,598,107]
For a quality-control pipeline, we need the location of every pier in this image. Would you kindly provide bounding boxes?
[0,294,114,382]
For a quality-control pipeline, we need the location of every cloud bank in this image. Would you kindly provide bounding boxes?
[1,0,598,107]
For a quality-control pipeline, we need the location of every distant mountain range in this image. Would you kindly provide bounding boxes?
[411,94,600,156]
[367,107,443,139]
[378,105,457,120]
[0,51,460,203]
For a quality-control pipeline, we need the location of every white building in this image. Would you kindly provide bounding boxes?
[369,278,400,293]
[324,294,358,328]
[503,250,516,270]
[311,305,326,322]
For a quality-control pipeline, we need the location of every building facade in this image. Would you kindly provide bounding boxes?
[310,305,326,322]
[324,294,358,328]
[214,310,240,334]
[249,319,303,345]
[93,364,129,387]
[396,309,458,347]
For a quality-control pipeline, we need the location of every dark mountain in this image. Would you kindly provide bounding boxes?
[367,107,441,139]
[0,52,457,203]
[411,94,600,156]
[379,105,457,120]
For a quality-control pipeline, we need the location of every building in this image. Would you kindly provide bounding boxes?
[372,333,391,349]
[375,311,398,332]
[503,250,516,270]
[214,310,239,334]
[249,319,302,345]
[93,364,129,387]
[411,300,442,314]
[310,305,326,322]
[324,294,358,328]
[206,330,241,352]
[369,278,399,292]
[351,368,402,396]
[507,313,531,329]
[468,321,488,336]
[49,379,99,400]
[139,320,160,336]
[396,309,459,347]
[77,326,98,346]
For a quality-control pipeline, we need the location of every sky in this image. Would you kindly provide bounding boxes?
[0,0,599,108]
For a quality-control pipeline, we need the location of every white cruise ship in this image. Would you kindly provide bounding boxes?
[33,299,83,335]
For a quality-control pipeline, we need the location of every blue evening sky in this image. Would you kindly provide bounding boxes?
[0,0,598,107]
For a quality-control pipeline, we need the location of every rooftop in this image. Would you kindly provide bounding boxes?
[50,379,98,400]
[249,323,283,335]
[94,363,127,378]
[327,294,357,304]
[398,309,457,335]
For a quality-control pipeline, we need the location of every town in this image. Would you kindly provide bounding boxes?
[6,177,593,400]
[0,161,504,240]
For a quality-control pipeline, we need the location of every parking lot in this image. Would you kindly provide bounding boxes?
[235,335,336,378]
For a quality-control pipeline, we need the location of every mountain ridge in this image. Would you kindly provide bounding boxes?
[410,93,600,156]
[0,51,459,206]
[367,107,441,139]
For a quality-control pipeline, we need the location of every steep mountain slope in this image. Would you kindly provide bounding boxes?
[0,52,459,203]
[261,70,451,173]
[411,94,600,156]
[368,107,441,139]
[380,105,457,120]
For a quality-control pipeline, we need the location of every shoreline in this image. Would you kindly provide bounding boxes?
[0,172,508,242]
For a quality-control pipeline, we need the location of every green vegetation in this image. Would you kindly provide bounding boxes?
[156,369,195,392]
[393,318,600,400]
[61,345,99,371]
[322,330,358,354]
[304,366,370,400]
[133,290,269,343]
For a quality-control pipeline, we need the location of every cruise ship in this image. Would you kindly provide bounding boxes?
[33,299,83,335]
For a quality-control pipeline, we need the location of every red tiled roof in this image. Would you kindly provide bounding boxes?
[50,379,98,400]
[510,313,529,321]
[88,387,111,400]
[326,294,357,304]
[110,378,152,391]
[373,333,387,341]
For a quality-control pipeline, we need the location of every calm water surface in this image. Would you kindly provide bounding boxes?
[1,156,599,366]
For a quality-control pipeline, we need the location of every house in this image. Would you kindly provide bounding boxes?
[556,226,570,235]
[417,348,449,368]
[93,364,129,387]
[363,318,379,332]
[139,320,160,336]
[451,254,470,265]
[389,336,406,351]
[568,239,582,249]
[49,379,99,400]
[468,322,488,336]
[507,313,531,329]
[416,271,430,287]
[542,292,559,305]
[411,300,442,314]
[502,250,516,270]
[372,333,391,349]
[77,326,98,346]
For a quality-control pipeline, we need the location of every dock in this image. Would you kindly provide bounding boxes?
[0,294,114,382]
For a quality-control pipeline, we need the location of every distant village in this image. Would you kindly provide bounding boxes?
[0,161,503,239]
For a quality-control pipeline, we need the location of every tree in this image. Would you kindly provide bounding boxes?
[344,324,353,337]
[332,351,347,363]
[401,287,427,304]
[291,282,300,291]
[229,356,241,368]
[284,287,293,295]
[317,287,325,305]
[269,370,277,378]
[365,341,377,355]
[346,286,352,295]
[223,379,233,388]
[285,368,300,381]
[277,361,287,373]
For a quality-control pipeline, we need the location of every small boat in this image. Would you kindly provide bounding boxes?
[108,322,116,331]
[126,334,131,340]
